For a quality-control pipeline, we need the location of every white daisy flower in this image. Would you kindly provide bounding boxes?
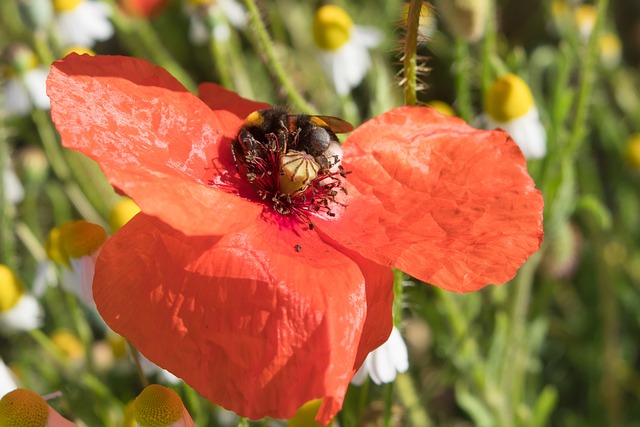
[46,220,108,308]
[53,0,114,48]
[3,48,50,116]
[0,265,44,333]
[574,4,597,41]
[0,358,19,398]
[312,5,381,96]
[184,0,247,44]
[351,326,409,386]
[483,73,546,160]
[598,32,622,69]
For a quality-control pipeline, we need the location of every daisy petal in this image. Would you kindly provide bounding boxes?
[316,106,544,292]
[94,213,390,422]
[47,54,262,235]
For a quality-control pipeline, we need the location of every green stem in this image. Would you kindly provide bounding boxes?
[480,0,497,96]
[395,373,432,427]
[0,109,15,267]
[499,251,542,424]
[453,39,473,122]
[403,0,422,106]
[564,0,609,158]
[242,0,316,114]
[127,341,150,389]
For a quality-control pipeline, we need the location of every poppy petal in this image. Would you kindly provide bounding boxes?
[315,106,544,292]
[197,83,271,138]
[47,54,261,235]
[94,213,390,422]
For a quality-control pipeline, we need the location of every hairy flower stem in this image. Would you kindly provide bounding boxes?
[403,0,422,106]
[242,0,316,114]
[564,0,609,159]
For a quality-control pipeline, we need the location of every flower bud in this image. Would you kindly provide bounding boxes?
[436,0,489,42]
[312,5,353,51]
[279,150,320,195]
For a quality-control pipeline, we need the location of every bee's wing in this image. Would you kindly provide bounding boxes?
[313,116,355,134]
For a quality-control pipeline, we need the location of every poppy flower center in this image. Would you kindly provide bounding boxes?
[232,108,350,228]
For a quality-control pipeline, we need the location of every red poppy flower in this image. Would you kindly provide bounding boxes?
[47,54,543,423]
[119,0,173,18]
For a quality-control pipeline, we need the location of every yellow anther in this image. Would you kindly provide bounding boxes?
[427,100,455,117]
[312,5,353,51]
[53,0,83,13]
[279,150,320,195]
[62,47,96,58]
[134,384,183,427]
[484,74,534,122]
[288,399,332,427]
[109,199,141,233]
[0,265,25,313]
[0,388,49,427]
[60,220,108,260]
[51,329,85,361]
[626,134,640,170]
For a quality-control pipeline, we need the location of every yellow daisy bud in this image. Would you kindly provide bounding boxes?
[484,74,534,122]
[626,134,640,170]
[598,32,621,68]
[0,388,49,426]
[51,329,85,362]
[0,265,25,313]
[279,151,320,195]
[574,4,597,40]
[109,199,141,233]
[134,384,185,427]
[436,0,489,43]
[53,0,83,13]
[62,47,96,57]
[288,399,333,427]
[122,401,137,427]
[312,5,353,51]
[59,220,108,260]
[427,100,456,117]
[46,226,68,267]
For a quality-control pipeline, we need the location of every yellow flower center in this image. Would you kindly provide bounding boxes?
[279,150,320,195]
[46,226,67,266]
[312,5,353,51]
[0,388,49,427]
[288,399,334,427]
[62,47,96,57]
[60,220,108,260]
[53,0,83,13]
[427,100,455,117]
[0,265,25,313]
[484,74,534,122]
[51,329,85,361]
[626,134,640,169]
[134,384,184,427]
[109,199,141,233]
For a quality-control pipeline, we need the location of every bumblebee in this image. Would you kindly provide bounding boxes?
[233,107,354,171]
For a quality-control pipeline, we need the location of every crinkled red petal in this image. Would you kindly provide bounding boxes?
[47,54,265,236]
[314,107,544,292]
[94,213,391,422]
